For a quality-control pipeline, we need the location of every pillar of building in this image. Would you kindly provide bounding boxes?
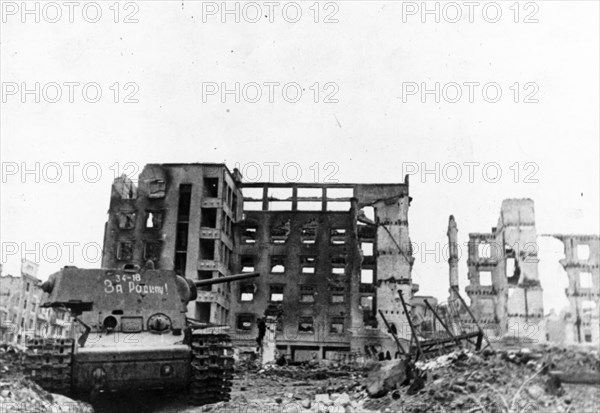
[447,215,459,300]
[374,194,414,352]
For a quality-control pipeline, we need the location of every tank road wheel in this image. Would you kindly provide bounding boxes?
[189,333,234,406]
[23,337,74,396]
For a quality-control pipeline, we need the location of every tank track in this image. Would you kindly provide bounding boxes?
[23,337,74,395]
[189,333,234,405]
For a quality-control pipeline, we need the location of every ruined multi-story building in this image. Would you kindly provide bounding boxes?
[101,163,416,360]
[551,234,599,344]
[0,260,70,343]
[465,199,544,341]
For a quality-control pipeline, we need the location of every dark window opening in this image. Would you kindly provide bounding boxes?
[232,193,238,219]
[300,285,315,303]
[177,185,192,220]
[196,302,211,323]
[144,241,161,264]
[301,256,316,274]
[298,317,314,333]
[197,271,213,291]
[117,241,133,261]
[331,286,346,303]
[174,252,186,274]
[241,256,255,272]
[203,177,219,198]
[243,227,257,244]
[507,259,521,285]
[269,285,284,302]
[301,220,318,244]
[201,208,217,228]
[361,296,376,325]
[200,239,215,260]
[330,228,346,245]
[175,223,189,251]
[237,313,254,331]
[118,211,136,230]
[271,219,290,244]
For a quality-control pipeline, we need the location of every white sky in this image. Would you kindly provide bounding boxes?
[1,0,598,314]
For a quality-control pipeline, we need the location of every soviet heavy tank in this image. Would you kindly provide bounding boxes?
[23,264,259,405]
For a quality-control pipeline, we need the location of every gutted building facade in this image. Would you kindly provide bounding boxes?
[465,199,544,341]
[552,234,599,344]
[102,163,416,360]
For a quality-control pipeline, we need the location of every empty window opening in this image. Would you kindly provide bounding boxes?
[327,201,351,211]
[330,317,345,334]
[270,285,284,302]
[244,201,263,211]
[149,179,166,198]
[584,332,592,343]
[361,242,374,256]
[580,272,593,289]
[271,256,285,274]
[197,271,213,291]
[480,271,493,286]
[297,188,323,198]
[240,284,255,302]
[237,314,254,331]
[361,207,375,222]
[203,177,219,198]
[332,267,345,275]
[300,285,315,303]
[199,208,217,228]
[118,211,136,230]
[298,317,314,333]
[269,201,293,211]
[331,228,346,245]
[242,227,257,244]
[242,187,264,201]
[326,188,354,199]
[361,269,374,284]
[146,211,163,229]
[241,256,254,273]
[301,256,316,273]
[268,187,293,201]
[298,201,322,211]
[577,244,591,260]
[478,243,491,259]
[271,220,290,244]
[200,239,215,260]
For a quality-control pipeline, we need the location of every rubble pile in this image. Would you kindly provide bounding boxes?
[217,345,600,413]
[0,343,94,413]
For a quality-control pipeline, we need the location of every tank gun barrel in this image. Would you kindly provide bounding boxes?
[193,272,259,287]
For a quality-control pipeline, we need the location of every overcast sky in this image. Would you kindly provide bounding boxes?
[1,0,598,313]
